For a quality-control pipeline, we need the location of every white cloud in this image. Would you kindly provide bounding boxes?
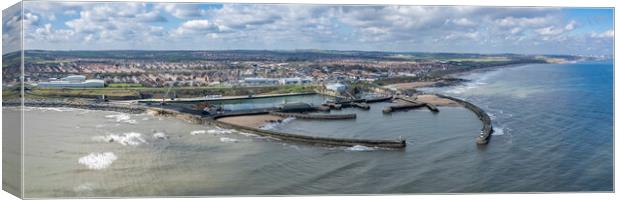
[590,30,613,39]
[158,4,208,19]
[17,2,613,55]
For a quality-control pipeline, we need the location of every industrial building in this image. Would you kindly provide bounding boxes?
[37,75,105,88]
[325,83,347,93]
[242,77,313,86]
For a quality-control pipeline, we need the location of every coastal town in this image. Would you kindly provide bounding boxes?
[2,50,586,100]
[1,50,590,148]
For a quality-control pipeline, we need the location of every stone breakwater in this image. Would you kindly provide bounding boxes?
[148,107,406,148]
[269,111,357,120]
[434,94,493,145]
[3,100,146,114]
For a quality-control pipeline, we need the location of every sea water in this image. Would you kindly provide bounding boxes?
[9,62,613,197]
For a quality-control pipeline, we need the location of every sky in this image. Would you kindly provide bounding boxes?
[2,1,615,55]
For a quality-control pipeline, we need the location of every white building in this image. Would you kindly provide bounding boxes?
[279,77,312,85]
[242,77,279,86]
[37,75,105,88]
[325,83,347,93]
[242,77,312,86]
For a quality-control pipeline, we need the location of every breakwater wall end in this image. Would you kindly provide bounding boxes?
[382,103,427,113]
[434,94,493,145]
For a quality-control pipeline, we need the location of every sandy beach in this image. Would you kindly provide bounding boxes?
[216,114,284,128]
[415,94,460,107]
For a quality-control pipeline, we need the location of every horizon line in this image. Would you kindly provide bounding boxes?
[3,49,606,57]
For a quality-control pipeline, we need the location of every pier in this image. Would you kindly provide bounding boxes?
[382,103,427,113]
[386,96,440,113]
[269,111,357,120]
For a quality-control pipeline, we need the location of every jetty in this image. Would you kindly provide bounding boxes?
[385,96,440,113]
[382,102,426,113]
[269,111,356,120]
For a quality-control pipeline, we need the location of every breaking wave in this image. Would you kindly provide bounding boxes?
[344,145,377,151]
[152,132,168,139]
[78,152,118,170]
[191,127,236,135]
[260,117,295,130]
[105,113,137,124]
[92,132,147,146]
[22,106,84,112]
[219,137,240,143]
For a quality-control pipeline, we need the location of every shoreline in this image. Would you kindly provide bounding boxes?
[2,100,147,114]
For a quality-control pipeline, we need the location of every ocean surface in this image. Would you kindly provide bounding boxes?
[7,62,613,197]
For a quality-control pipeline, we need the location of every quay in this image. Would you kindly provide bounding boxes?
[386,96,440,113]
[382,102,426,113]
[269,111,357,120]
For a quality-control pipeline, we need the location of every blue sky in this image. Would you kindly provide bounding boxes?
[3,1,614,55]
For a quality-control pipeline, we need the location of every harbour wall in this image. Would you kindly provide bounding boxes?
[269,111,357,120]
[434,94,493,144]
[147,107,406,148]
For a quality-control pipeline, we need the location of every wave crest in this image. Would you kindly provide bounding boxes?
[78,152,118,170]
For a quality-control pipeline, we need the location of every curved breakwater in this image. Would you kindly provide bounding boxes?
[148,107,406,148]
[434,94,493,144]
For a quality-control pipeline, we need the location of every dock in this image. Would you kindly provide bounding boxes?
[389,96,440,113]
[269,111,357,120]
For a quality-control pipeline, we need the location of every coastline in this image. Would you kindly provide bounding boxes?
[2,100,147,114]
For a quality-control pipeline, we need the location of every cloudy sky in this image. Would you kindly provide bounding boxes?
[5,1,615,55]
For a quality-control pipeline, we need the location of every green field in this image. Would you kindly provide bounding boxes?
[20,84,318,100]
[107,83,144,88]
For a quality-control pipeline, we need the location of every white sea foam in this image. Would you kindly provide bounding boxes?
[191,127,236,135]
[207,128,235,135]
[345,145,376,151]
[105,113,137,124]
[152,132,168,139]
[219,137,240,143]
[492,126,510,136]
[92,132,147,146]
[238,131,259,137]
[23,106,80,112]
[78,152,118,170]
[260,117,295,130]
[190,130,207,135]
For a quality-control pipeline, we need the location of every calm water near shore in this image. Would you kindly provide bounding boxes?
[8,62,613,197]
